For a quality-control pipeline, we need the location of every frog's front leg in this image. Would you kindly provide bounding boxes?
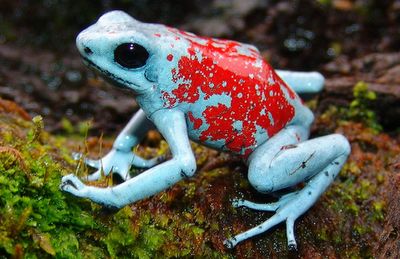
[76,109,163,181]
[225,126,350,249]
[61,109,196,209]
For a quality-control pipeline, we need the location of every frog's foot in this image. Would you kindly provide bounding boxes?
[60,174,88,197]
[73,151,165,182]
[226,189,315,250]
[225,131,350,249]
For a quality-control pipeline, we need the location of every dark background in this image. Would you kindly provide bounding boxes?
[0,0,399,133]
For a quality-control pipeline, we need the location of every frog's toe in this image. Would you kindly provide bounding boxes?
[85,169,103,181]
[60,182,84,197]
[231,198,245,208]
[231,198,279,211]
[114,165,131,181]
[226,209,287,248]
[72,152,82,160]
[286,216,297,251]
[61,174,85,190]
[223,238,238,249]
[83,158,101,168]
[73,152,101,169]
[288,240,297,251]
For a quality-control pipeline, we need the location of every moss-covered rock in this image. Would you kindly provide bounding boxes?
[0,98,232,258]
[1,92,399,258]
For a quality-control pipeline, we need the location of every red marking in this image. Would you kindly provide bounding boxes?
[162,91,176,107]
[188,112,203,129]
[165,28,299,157]
[167,54,174,61]
[281,144,298,150]
[154,33,161,37]
[281,81,297,99]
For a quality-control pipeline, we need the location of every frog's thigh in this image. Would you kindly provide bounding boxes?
[248,132,350,193]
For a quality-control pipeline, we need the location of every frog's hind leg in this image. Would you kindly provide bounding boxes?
[225,127,350,249]
[275,70,325,95]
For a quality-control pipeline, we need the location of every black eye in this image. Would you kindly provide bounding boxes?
[114,43,149,69]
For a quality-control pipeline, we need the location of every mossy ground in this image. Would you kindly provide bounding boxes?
[0,98,236,258]
[0,81,399,258]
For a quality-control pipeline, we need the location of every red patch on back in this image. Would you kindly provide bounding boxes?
[187,111,203,130]
[164,28,298,157]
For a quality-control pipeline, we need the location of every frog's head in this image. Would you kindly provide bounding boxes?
[76,11,170,94]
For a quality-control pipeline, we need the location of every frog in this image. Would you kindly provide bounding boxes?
[60,10,351,250]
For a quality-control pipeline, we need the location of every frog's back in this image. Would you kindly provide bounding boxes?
[160,29,309,158]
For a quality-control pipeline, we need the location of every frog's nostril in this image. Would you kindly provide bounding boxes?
[84,47,93,55]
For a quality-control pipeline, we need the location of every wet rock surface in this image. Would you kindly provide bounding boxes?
[321,52,400,130]
[0,44,138,134]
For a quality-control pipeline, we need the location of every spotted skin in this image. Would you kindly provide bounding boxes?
[160,28,299,157]
[61,11,350,251]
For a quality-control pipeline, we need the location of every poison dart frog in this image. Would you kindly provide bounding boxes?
[60,10,351,250]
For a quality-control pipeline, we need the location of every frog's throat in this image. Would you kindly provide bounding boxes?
[81,56,138,91]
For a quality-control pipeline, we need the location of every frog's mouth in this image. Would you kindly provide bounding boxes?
[81,56,137,91]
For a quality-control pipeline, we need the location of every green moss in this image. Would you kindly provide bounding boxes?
[353,223,369,236]
[61,117,92,136]
[317,227,329,241]
[61,117,75,134]
[371,201,385,222]
[77,120,92,136]
[355,179,375,201]
[316,0,332,7]
[0,112,231,258]
[319,81,382,134]
[0,128,105,258]
[328,178,360,217]
[27,115,44,143]
[344,81,382,132]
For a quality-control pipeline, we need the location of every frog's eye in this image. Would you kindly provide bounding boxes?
[114,43,149,69]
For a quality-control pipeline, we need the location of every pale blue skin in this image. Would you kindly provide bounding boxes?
[60,11,350,250]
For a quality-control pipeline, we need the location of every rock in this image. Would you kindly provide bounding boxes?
[0,43,138,134]
[322,53,400,130]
